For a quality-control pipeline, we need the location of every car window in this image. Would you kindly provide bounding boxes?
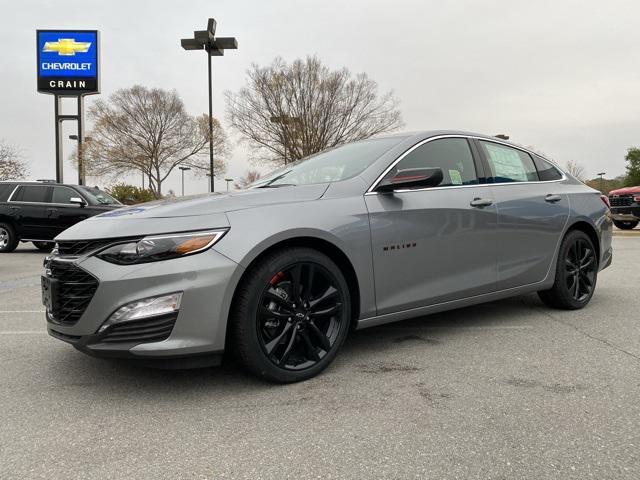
[382,138,478,188]
[533,156,564,181]
[0,184,16,202]
[78,187,120,205]
[253,137,404,187]
[479,141,538,183]
[52,186,80,204]
[14,185,50,203]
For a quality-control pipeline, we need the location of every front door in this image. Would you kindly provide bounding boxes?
[365,137,499,315]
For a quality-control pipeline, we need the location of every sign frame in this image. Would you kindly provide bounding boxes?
[36,29,100,96]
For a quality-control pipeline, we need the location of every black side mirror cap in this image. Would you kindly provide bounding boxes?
[376,167,444,193]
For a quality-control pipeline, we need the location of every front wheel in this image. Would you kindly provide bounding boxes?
[538,230,598,309]
[230,247,351,383]
[613,220,638,230]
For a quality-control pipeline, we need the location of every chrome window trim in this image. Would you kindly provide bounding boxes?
[365,134,567,195]
[6,184,21,202]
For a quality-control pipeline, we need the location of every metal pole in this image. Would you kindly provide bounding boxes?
[181,169,185,196]
[77,96,85,185]
[207,48,214,193]
[54,95,63,183]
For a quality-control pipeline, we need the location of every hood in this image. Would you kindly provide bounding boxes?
[608,186,640,196]
[56,184,328,241]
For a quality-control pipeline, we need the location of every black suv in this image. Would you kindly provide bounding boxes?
[0,181,121,253]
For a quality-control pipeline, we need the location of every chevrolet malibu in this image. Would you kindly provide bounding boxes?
[43,131,613,382]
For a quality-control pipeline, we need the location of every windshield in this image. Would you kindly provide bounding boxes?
[252,137,403,188]
[79,187,121,205]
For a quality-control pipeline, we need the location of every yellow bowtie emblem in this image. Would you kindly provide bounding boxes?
[43,38,91,56]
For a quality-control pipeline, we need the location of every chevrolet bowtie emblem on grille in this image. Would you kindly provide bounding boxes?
[43,38,91,56]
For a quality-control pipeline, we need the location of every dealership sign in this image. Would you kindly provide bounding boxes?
[37,30,99,95]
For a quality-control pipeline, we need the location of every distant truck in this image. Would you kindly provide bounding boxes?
[608,186,640,230]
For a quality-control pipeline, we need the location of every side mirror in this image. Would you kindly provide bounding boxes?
[376,167,444,193]
[69,197,86,207]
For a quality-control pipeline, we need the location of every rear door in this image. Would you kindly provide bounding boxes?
[9,184,53,239]
[474,140,570,290]
[365,136,499,314]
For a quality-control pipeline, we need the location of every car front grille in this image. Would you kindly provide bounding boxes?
[47,260,99,325]
[56,238,133,257]
[100,314,177,344]
[609,195,633,207]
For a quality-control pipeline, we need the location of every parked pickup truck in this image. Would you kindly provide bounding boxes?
[608,186,640,230]
[0,181,121,252]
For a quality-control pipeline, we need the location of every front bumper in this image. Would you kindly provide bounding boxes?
[610,206,640,222]
[45,248,242,361]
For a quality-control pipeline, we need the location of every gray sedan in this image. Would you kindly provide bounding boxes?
[43,131,613,382]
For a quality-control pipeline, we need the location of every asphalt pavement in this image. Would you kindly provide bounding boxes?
[1,232,639,479]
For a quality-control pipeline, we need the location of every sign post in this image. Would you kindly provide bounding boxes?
[37,30,100,185]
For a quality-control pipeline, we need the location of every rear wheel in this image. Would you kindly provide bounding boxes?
[613,220,638,230]
[0,223,19,253]
[230,247,351,383]
[538,230,598,309]
[33,241,54,252]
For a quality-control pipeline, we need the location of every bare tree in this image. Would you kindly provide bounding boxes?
[565,160,586,181]
[234,169,262,189]
[226,56,403,167]
[0,140,28,180]
[82,86,228,198]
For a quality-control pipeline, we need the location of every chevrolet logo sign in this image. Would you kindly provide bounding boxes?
[43,38,91,56]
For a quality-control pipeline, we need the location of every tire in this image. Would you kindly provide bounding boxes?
[230,247,351,383]
[538,230,598,310]
[33,241,54,252]
[613,220,638,230]
[0,223,19,253]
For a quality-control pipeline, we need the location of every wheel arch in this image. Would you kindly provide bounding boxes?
[226,235,362,337]
[565,219,601,263]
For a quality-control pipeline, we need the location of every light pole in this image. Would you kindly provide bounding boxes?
[69,135,92,185]
[181,18,237,193]
[179,166,191,196]
[224,178,234,192]
[597,172,606,193]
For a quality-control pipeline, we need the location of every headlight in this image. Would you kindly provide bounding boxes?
[96,229,227,265]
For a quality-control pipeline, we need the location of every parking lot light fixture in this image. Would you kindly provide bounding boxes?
[180,18,238,193]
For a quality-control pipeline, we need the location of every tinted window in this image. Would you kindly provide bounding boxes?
[78,186,120,205]
[0,184,15,202]
[479,141,538,183]
[533,156,563,181]
[383,138,478,187]
[15,185,50,203]
[52,186,80,204]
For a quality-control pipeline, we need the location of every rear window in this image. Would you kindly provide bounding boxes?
[533,156,564,181]
[0,184,15,202]
[13,185,50,203]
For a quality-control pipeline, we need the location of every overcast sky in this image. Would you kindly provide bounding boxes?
[2,0,639,193]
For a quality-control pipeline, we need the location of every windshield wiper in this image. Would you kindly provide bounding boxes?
[256,171,292,188]
[257,183,297,188]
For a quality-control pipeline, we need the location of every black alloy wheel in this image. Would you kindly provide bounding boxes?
[564,238,597,302]
[231,247,351,383]
[538,230,598,309]
[257,262,344,371]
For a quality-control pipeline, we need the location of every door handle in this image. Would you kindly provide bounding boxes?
[470,197,493,208]
[545,194,562,203]
[9,206,19,211]
[47,208,58,215]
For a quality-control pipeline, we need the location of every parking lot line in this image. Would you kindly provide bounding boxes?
[0,331,46,335]
[0,310,45,314]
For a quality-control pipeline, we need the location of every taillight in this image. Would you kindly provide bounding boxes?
[600,195,611,209]
[634,195,640,203]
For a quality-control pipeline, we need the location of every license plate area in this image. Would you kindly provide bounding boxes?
[41,275,58,312]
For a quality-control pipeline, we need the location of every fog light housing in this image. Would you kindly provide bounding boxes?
[98,292,182,333]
